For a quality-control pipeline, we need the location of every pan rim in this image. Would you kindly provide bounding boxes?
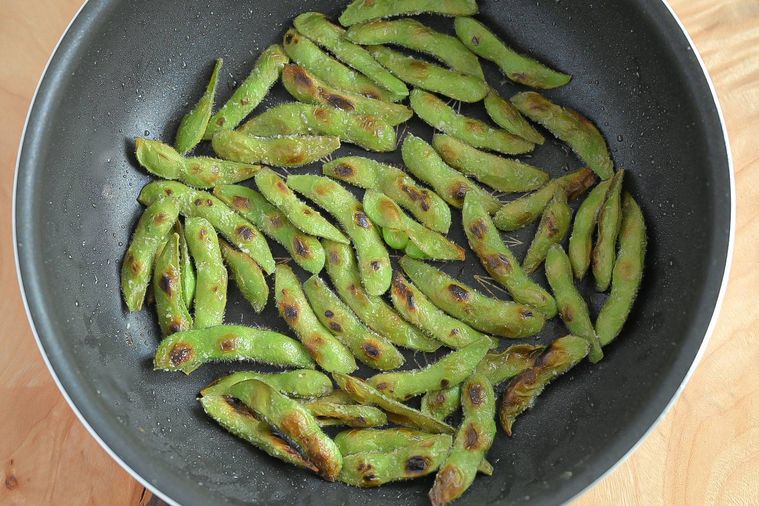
[12,1,735,505]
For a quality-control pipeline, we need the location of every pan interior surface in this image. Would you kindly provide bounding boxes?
[15,0,731,505]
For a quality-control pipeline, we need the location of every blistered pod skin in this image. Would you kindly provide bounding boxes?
[339,0,478,26]
[184,217,228,329]
[211,130,341,168]
[152,233,193,336]
[522,189,573,274]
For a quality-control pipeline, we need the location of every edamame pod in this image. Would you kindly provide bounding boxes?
[462,193,557,318]
[429,374,496,506]
[138,181,275,274]
[368,338,490,400]
[545,245,604,363]
[390,272,497,349]
[153,325,316,374]
[401,134,501,214]
[592,170,625,291]
[281,64,412,126]
[335,428,442,455]
[493,168,596,232]
[339,435,451,487]
[382,227,408,249]
[199,394,318,472]
[362,191,464,261]
[346,18,484,78]
[275,264,357,374]
[324,156,451,233]
[287,175,391,296]
[568,179,612,279]
[455,17,571,90]
[302,398,388,428]
[367,45,487,103]
[294,12,408,98]
[333,373,454,435]
[512,91,614,180]
[483,88,545,145]
[339,0,478,26]
[283,28,403,102]
[228,379,343,481]
[201,369,333,399]
[523,189,572,274]
[205,45,289,139]
[323,240,440,352]
[153,233,193,335]
[500,335,589,435]
[121,198,180,312]
[254,169,348,245]
[433,133,548,193]
[211,130,340,168]
[239,102,395,152]
[184,217,227,328]
[175,58,222,154]
[219,240,268,313]
[214,183,325,274]
[410,89,534,155]
[596,194,646,346]
[404,241,432,260]
[175,220,196,310]
[400,256,545,338]
[303,275,405,371]
[421,387,461,421]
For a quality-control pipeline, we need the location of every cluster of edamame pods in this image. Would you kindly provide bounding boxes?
[119,0,647,503]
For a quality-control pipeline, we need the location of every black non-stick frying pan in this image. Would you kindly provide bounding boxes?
[15,0,732,504]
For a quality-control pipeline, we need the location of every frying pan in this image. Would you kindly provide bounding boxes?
[14,0,732,504]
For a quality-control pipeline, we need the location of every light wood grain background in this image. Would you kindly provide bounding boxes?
[1,1,757,504]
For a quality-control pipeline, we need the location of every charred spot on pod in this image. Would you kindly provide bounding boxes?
[159,273,174,296]
[370,260,382,271]
[284,31,295,44]
[485,253,513,274]
[224,395,256,417]
[449,328,461,337]
[431,391,447,407]
[215,117,226,127]
[469,219,487,239]
[545,215,560,237]
[293,237,309,257]
[269,214,284,229]
[449,182,468,204]
[464,119,487,134]
[471,35,480,46]
[220,337,238,351]
[374,382,388,392]
[313,107,330,122]
[560,305,574,323]
[448,284,470,302]
[168,319,186,334]
[354,211,370,229]
[127,254,142,274]
[329,321,342,332]
[194,198,214,207]
[169,343,193,367]
[322,91,355,111]
[348,283,360,296]
[467,383,485,406]
[324,309,334,318]
[440,379,450,388]
[332,163,354,177]
[405,456,430,474]
[153,212,168,224]
[198,227,208,240]
[519,307,534,319]
[291,66,313,89]
[232,196,250,210]
[362,341,380,359]
[275,179,289,193]
[328,250,340,265]
[400,183,431,211]
[281,299,299,322]
[236,225,255,241]
[464,424,481,450]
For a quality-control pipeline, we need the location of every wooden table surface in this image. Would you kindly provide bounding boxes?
[1,1,757,504]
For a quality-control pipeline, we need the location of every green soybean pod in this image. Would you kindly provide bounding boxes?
[324,156,452,233]
[483,88,545,145]
[229,379,343,481]
[339,435,451,487]
[153,325,316,374]
[199,394,319,472]
[239,102,396,152]
[568,179,613,279]
[500,335,589,435]
[211,130,340,168]
[283,28,403,102]
[523,189,572,274]
[175,58,222,154]
[410,89,534,155]
[175,220,196,310]
[400,256,545,338]
[596,194,647,347]
[369,338,491,400]
[454,17,571,90]
[462,192,557,318]
[294,12,408,98]
[382,227,409,250]
[214,184,325,274]
[592,170,625,291]
[287,175,392,296]
[254,169,348,245]
[362,190,465,261]
[281,64,413,126]
[366,45,487,103]
[346,18,484,78]
[335,428,441,455]
[323,240,440,352]
[303,275,405,371]
[205,45,289,139]
[493,168,596,232]
[401,134,501,214]
[153,233,193,336]
[390,272,498,349]
[404,241,432,260]
[138,181,275,274]
[302,399,388,428]
[433,133,549,193]
[545,245,604,363]
[184,217,227,328]
[511,91,614,180]
[121,198,180,312]
[475,343,546,385]
[219,240,268,313]
[339,0,478,26]
[429,374,496,506]
[333,373,454,435]
[201,369,333,399]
